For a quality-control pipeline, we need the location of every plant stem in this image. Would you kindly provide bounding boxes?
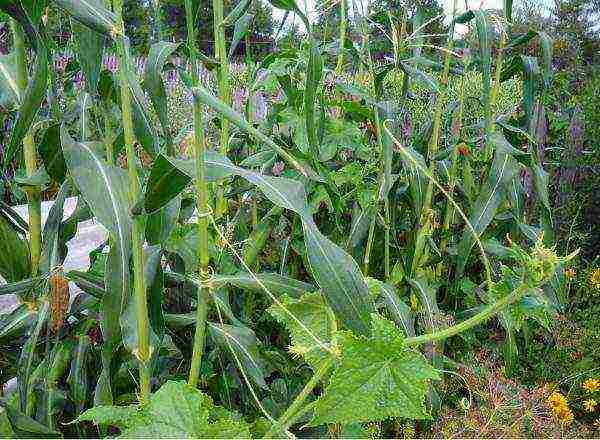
[103,103,114,164]
[411,11,455,275]
[405,283,528,347]
[264,357,334,438]
[113,0,151,404]
[213,0,231,219]
[334,0,347,75]
[360,15,388,278]
[185,0,211,389]
[441,74,466,249]
[11,20,41,277]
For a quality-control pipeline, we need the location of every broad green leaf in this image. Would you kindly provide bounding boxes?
[39,180,70,272]
[366,278,414,337]
[0,305,36,341]
[268,292,336,369]
[3,39,48,167]
[228,12,253,58]
[0,407,14,438]
[309,315,439,425]
[144,41,180,152]
[473,10,491,97]
[221,0,252,26]
[38,123,67,183]
[0,277,43,297]
[504,0,513,21]
[55,0,117,36]
[398,145,427,216]
[18,299,49,411]
[68,332,91,415]
[304,42,323,157]
[192,86,320,181]
[0,213,30,283]
[346,204,373,249]
[144,153,373,336]
[61,128,131,352]
[456,132,521,275]
[408,275,439,333]
[302,219,374,335]
[212,272,316,298]
[0,52,20,106]
[75,381,251,438]
[72,19,105,93]
[400,61,439,94]
[146,196,181,245]
[207,323,270,389]
[125,48,160,157]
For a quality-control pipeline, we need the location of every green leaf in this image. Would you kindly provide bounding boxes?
[38,123,67,183]
[221,0,252,26]
[61,127,131,351]
[68,332,91,415]
[144,41,180,152]
[268,292,336,369]
[55,0,117,36]
[304,41,323,158]
[0,214,30,283]
[0,52,21,106]
[400,61,439,94]
[302,219,374,335]
[146,196,181,246]
[228,13,253,59]
[408,275,439,333]
[72,19,105,93]
[192,86,320,180]
[366,278,414,337]
[473,10,491,97]
[309,315,439,426]
[76,381,251,438]
[144,153,374,335]
[3,39,48,167]
[207,323,270,389]
[504,0,513,21]
[0,305,36,341]
[212,272,316,298]
[39,180,70,271]
[456,133,521,275]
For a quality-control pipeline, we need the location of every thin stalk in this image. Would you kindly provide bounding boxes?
[264,357,334,438]
[411,6,456,275]
[360,20,389,278]
[334,0,347,75]
[213,0,231,218]
[113,0,151,404]
[11,20,41,277]
[405,283,528,347]
[185,0,211,388]
[441,74,466,246]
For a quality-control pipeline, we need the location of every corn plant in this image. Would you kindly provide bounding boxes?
[0,0,577,437]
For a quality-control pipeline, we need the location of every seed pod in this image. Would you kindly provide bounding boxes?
[50,274,70,333]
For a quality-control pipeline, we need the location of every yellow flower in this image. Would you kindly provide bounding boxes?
[583,378,600,393]
[547,391,568,411]
[594,418,600,430]
[565,267,576,279]
[590,268,600,289]
[584,399,597,412]
[559,407,574,426]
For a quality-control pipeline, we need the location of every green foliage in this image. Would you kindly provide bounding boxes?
[310,315,440,425]
[75,381,251,438]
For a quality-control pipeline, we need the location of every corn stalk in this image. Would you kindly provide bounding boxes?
[185,0,210,388]
[11,20,41,277]
[113,0,151,404]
